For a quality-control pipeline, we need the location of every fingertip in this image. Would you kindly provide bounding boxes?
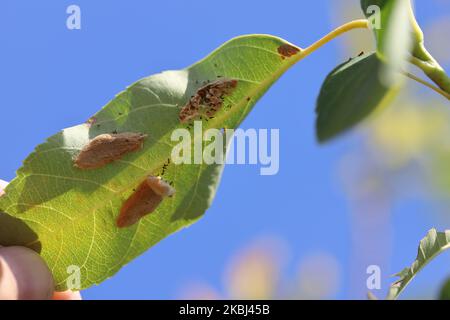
[0,179,7,197]
[0,246,54,300]
[0,181,56,300]
[53,290,82,300]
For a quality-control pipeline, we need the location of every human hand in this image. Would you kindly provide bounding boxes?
[0,179,81,300]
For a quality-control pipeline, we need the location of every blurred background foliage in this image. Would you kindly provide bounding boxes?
[176,0,450,300]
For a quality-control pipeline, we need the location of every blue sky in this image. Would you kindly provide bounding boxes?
[1,0,450,299]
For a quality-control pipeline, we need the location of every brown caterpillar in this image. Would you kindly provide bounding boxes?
[74,132,147,169]
[179,78,238,123]
[116,176,175,228]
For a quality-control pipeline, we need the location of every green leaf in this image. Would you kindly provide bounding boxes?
[361,0,398,52]
[439,277,450,300]
[315,52,393,142]
[361,0,423,56]
[0,35,303,290]
[361,1,450,103]
[361,0,415,86]
[387,229,450,300]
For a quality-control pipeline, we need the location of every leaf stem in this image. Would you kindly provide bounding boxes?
[409,52,450,95]
[298,18,450,100]
[401,71,450,100]
[299,19,370,59]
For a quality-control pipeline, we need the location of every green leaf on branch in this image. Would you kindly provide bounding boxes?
[315,52,394,142]
[361,0,416,86]
[361,0,450,95]
[439,277,450,300]
[361,0,423,56]
[0,35,303,290]
[387,229,450,300]
[362,0,399,52]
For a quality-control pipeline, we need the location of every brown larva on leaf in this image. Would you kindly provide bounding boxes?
[74,132,147,170]
[116,176,175,228]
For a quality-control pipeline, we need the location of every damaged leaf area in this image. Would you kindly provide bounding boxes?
[277,44,301,59]
[179,79,238,123]
[386,229,450,300]
[0,35,304,290]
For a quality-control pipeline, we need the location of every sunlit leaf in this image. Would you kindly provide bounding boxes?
[361,0,414,86]
[0,35,303,290]
[387,229,450,300]
[361,0,423,53]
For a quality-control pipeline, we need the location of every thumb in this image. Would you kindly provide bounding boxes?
[0,246,54,300]
[0,179,7,197]
[0,181,54,299]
